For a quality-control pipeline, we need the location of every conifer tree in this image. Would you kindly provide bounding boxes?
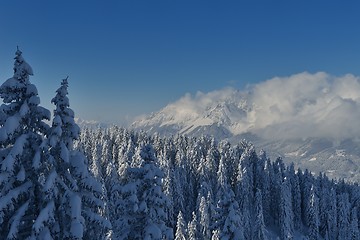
[188,211,200,240]
[214,156,243,240]
[350,207,359,240]
[45,77,110,239]
[337,193,350,240]
[175,211,187,240]
[0,48,51,239]
[287,163,301,231]
[279,177,294,240]
[116,168,139,239]
[236,149,253,239]
[198,194,212,239]
[123,143,173,239]
[326,187,338,240]
[254,189,267,240]
[307,185,320,240]
[211,229,220,240]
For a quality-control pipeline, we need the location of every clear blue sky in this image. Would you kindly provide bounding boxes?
[1,0,360,124]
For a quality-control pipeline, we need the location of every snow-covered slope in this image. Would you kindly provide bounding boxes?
[75,118,108,129]
[132,73,360,182]
[254,137,360,181]
[132,88,252,137]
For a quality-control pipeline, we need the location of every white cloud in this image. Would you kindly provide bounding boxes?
[249,72,360,140]
[161,72,360,140]
[162,88,241,123]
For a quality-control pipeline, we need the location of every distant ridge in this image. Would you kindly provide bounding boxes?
[131,83,360,182]
[75,118,108,129]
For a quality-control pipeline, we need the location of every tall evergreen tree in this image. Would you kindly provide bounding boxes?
[350,207,359,240]
[175,211,187,240]
[198,194,212,239]
[254,189,267,240]
[188,211,200,240]
[279,177,294,240]
[214,157,243,240]
[46,77,111,239]
[337,193,350,240]
[307,185,320,240]
[0,48,51,239]
[123,143,173,239]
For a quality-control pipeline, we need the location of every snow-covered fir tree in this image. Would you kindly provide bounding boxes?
[118,143,173,239]
[188,211,200,240]
[307,185,320,240]
[43,77,111,239]
[279,176,294,240]
[253,189,267,240]
[0,48,51,239]
[175,211,187,240]
[198,194,212,239]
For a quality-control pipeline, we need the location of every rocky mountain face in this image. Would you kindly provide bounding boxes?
[131,88,360,182]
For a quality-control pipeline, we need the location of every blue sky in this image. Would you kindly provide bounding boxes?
[1,0,360,124]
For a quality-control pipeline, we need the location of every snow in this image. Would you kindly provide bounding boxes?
[28,95,40,105]
[70,193,83,238]
[53,115,62,126]
[122,182,138,193]
[1,155,15,172]
[33,201,55,234]
[144,224,162,240]
[336,149,346,157]
[18,57,34,76]
[49,135,59,148]
[4,115,20,137]
[44,170,57,192]
[0,77,24,90]
[179,118,213,135]
[16,166,25,181]
[309,157,317,161]
[71,220,84,238]
[32,150,41,169]
[70,152,87,176]
[19,102,29,116]
[1,135,26,172]
[0,127,6,142]
[285,150,300,157]
[26,83,37,95]
[134,72,360,142]
[38,106,51,120]
[60,143,69,163]
[0,181,32,213]
[11,134,27,156]
[7,201,29,239]
[300,151,307,157]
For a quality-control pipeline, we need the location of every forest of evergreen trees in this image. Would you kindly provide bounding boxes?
[0,50,360,239]
[78,126,360,240]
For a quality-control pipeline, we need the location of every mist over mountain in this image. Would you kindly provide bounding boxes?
[132,72,360,181]
[75,117,108,129]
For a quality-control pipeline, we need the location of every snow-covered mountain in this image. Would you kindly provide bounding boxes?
[75,118,108,129]
[132,73,360,182]
[132,88,253,137]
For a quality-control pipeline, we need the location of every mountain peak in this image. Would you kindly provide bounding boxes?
[131,72,360,182]
[132,87,252,136]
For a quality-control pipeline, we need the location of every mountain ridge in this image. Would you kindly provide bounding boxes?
[131,84,360,182]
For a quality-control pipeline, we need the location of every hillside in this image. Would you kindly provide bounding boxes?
[132,74,360,182]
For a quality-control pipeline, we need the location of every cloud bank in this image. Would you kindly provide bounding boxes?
[168,72,360,140]
[249,72,360,140]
